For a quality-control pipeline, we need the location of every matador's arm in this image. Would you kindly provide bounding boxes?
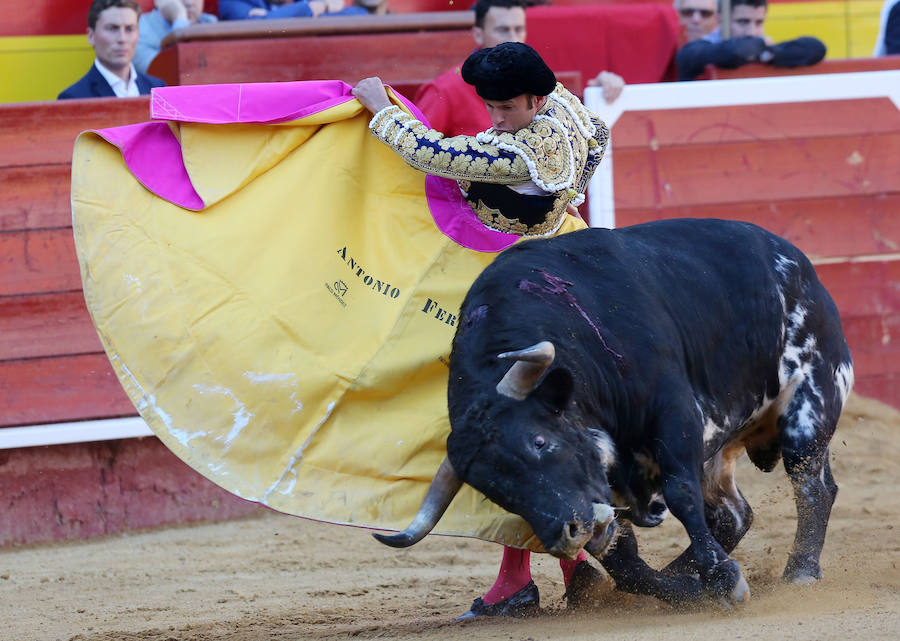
[368,105,533,185]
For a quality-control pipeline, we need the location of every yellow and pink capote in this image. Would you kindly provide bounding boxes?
[71,80,585,550]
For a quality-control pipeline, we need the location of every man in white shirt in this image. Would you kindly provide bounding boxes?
[135,0,218,74]
[59,0,165,100]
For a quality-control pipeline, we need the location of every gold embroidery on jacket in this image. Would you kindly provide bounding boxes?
[468,190,571,238]
[368,85,609,236]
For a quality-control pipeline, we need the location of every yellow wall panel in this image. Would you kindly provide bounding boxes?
[0,35,94,103]
[766,1,883,58]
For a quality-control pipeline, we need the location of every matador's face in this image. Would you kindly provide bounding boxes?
[483,94,545,134]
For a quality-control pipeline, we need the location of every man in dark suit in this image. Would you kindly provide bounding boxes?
[59,0,165,100]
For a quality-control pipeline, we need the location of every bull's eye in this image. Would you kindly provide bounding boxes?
[533,435,546,450]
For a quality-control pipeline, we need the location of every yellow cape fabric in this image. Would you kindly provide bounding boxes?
[72,95,586,550]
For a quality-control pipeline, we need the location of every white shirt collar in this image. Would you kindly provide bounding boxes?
[94,59,140,98]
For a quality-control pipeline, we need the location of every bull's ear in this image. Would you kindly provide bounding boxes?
[534,368,573,412]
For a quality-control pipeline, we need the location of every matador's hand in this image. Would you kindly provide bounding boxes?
[352,77,393,114]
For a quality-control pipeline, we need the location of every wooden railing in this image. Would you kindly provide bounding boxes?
[150,12,475,98]
[148,6,682,96]
[706,54,900,79]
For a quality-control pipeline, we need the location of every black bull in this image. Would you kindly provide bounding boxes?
[375,218,853,606]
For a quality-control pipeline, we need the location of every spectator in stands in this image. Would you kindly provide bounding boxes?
[218,0,362,19]
[414,0,624,137]
[674,0,719,44]
[59,0,165,100]
[134,0,218,74]
[874,0,900,55]
[675,0,826,80]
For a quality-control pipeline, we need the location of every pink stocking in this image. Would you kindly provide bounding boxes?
[559,549,588,588]
[482,546,533,604]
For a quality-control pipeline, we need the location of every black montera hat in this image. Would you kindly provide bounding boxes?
[461,42,556,101]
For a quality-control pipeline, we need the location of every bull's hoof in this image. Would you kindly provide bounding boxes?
[783,555,823,584]
[564,561,607,609]
[704,559,749,606]
[715,573,750,608]
[456,580,540,620]
[654,573,705,607]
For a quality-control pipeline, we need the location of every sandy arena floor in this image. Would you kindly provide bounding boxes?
[2,393,898,641]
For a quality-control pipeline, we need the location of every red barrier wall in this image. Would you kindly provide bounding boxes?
[0,438,258,546]
[610,96,900,404]
[3,73,897,545]
[0,97,258,546]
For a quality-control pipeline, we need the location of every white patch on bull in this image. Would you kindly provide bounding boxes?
[702,417,724,445]
[586,428,616,468]
[835,362,855,406]
[694,400,720,445]
[774,253,799,279]
[264,400,337,501]
[192,384,252,453]
[777,303,825,432]
[786,397,818,440]
[780,355,824,440]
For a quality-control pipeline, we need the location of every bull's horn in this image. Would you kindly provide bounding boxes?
[496,341,556,400]
[372,456,462,548]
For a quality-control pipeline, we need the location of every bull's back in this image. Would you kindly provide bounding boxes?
[488,218,803,333]
[462,219,845,407]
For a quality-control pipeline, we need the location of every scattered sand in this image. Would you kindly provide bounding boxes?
[3,393,898,641]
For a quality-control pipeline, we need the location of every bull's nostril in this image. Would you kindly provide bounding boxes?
[568,522,579,539]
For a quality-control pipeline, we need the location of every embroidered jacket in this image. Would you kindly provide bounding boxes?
[368,84,609,237]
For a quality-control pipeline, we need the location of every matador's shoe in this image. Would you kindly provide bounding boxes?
[456,580,540,620]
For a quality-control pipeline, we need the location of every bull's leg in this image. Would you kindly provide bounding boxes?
[664,447,754,577]
[779,377,840,583]
[782,453,836,583]
[654,405,749,605]
[594,522,703,606]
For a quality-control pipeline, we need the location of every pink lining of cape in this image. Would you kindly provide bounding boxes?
[89,80,518,253]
